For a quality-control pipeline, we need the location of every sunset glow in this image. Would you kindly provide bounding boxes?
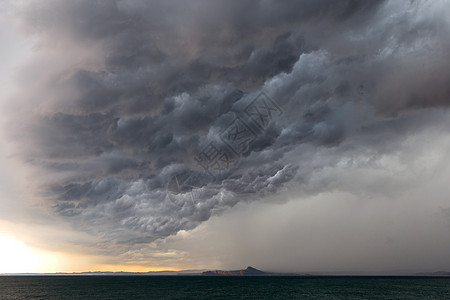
[0,234,58,273]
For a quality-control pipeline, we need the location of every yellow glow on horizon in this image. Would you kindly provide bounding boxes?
[0,234,60,273]
[0,234,182,274]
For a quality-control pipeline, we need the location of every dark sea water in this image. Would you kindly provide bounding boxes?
[0,276,449,299]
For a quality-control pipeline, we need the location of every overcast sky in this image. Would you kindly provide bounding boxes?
[1,0,450,273]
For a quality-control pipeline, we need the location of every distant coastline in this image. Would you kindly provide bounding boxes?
[1,266,449,277]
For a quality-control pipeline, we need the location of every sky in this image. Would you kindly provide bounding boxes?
[0,0,450,274]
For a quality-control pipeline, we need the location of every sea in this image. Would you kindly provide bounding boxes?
[0,276,449,299]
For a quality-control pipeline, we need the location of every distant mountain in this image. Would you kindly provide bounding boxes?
[202,266,267,276]
[3,268,449,276]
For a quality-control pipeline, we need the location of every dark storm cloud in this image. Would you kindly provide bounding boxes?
[9,0,450,247]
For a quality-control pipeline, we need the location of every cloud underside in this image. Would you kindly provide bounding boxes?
[8,0,450,247]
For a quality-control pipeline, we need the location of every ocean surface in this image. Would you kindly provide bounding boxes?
[0,276,449,299]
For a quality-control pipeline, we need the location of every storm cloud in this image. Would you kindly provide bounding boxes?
[5,0,450,254]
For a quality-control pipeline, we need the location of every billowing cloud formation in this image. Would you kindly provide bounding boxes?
[7,0,450,249]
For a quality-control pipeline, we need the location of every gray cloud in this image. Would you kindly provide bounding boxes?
[6,0,450,254]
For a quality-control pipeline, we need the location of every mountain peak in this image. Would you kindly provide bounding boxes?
[244,266,265,274]
[202,266,266,276]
